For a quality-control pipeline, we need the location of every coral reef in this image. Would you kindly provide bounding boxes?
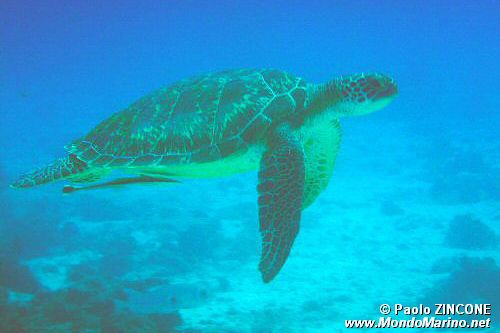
[0,196,64,259]
[422,256,499,323]
[444,214,497,250]
[421,139,498,204]
[429,174,484,204]
[177,220,225,263]
[0,276,186,333]
[0,251,40,293]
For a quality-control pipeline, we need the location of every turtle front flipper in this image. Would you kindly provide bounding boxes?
[257,124,305,283]
[300,119,342,208]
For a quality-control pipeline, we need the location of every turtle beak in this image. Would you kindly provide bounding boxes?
[373,78,398,101]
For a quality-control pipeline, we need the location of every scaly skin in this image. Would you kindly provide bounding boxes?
[306,72,398,117]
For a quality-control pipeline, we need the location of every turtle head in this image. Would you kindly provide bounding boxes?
[313,73,398,117]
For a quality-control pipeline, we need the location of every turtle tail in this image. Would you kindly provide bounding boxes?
[10,154,88,189]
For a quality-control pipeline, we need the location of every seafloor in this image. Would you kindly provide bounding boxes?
[1,117,498,332]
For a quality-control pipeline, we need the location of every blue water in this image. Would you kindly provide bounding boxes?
[1,1,498,332]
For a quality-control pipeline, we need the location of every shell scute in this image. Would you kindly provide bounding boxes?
[241,115,272,143]
[158,155,184,166]
[70,69,303,165]
[108,157,133,167]
[217,77,273,139]
[93,155,114,166]
[217,138,246,158]
[263,95,294,121]
[260,69,298,95]
[79,147,100,163]
[191,146,222,163]
[291,88,307,113]
[130,154,161,167]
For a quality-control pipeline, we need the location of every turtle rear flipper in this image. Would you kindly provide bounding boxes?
[10,154,89,189]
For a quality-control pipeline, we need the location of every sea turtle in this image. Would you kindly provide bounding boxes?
[11,68,398,282]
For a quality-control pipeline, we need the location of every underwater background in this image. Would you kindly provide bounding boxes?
[1,1,498,332]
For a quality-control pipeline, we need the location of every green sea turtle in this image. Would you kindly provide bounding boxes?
[11,68,398,282]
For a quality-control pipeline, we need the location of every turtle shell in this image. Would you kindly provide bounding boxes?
[67,69,308,167]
